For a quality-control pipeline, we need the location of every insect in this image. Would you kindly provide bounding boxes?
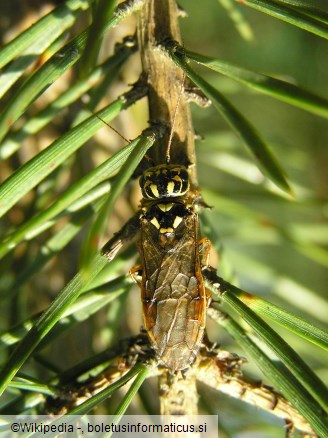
[136,162,212,370]
[102,79,213,371]
[102,159,212,371]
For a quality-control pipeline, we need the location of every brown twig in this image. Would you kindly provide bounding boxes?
[158,370,198,416]
[45,336,316,436]
[137,0,197,186]
[195,349,317,437]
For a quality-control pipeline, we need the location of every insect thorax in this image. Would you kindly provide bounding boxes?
[139,164,191,235]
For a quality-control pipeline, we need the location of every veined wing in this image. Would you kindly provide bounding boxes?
[139,212,206,370]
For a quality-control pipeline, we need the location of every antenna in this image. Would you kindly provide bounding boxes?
[165,70,186,164]
[94,113,130,144]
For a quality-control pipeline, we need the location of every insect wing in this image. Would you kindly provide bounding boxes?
[139,212,206,370]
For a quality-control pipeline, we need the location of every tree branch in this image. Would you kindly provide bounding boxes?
[137,0,197,186]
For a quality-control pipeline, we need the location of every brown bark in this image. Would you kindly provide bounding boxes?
[137,0,197,186]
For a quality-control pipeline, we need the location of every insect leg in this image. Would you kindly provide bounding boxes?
[130,264,142,286]
[101,211,140,262]
[199,237,212,267]
[199,237,213,305]
[202,266,223,299]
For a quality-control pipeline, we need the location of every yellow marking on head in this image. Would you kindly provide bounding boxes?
[160,227,173,234]
[167,181,175,194]
[150,217,160,229]
[173,216,183,229]
[150,184,159,198]
[172,175,182,183]
[172,174,189,194]
[158,203,173,212]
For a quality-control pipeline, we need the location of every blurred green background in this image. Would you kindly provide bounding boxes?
[0,1,327,436]
[180,2,328,435]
